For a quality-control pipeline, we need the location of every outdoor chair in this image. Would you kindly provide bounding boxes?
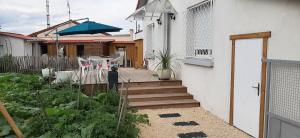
[101,59,111,71]
[77,57,92,76]
[111,57,121,67]
[89,58,104,82]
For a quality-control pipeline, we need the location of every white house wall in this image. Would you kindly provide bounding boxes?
[24,42,32,56]
[142,14,168,70]
[32,43,41,56]
[141,0,300,122]
[0,35,33,56]
[209,0,300,121]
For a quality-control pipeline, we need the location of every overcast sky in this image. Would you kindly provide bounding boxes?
[0,0,137,35]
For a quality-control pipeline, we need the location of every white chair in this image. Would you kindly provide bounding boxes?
[78,57,92,76]
[102,58,112,71]
[111,57,120,67]
[92,59,104,82]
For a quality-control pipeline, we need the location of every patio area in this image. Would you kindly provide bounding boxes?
[65,68,160,85]
[119,68,159,82]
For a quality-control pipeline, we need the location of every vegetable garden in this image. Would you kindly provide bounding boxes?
[0,73,148,138]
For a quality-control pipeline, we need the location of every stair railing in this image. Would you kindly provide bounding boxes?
[116,79,131,137]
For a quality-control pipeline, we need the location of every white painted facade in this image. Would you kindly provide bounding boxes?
[133,0,300,123]
[0,35,33,56]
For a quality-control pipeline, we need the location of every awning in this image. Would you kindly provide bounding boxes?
[146,0,176,14]
[56,21,122,36]
[126,7,148,20]
[126,0,176,21]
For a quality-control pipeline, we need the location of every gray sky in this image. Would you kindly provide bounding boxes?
[0,0,137,35]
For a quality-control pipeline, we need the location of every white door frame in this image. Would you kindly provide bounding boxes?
[229,32,271,138]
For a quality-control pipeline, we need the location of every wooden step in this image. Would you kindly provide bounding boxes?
[128,93,193,102]
[129,99,200,109]
[124,80,182,87]
[121,86,187,95]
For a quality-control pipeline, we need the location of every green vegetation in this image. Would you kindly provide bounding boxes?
[0,73,148,138]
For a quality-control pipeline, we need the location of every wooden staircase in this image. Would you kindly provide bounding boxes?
[121,80,200,109]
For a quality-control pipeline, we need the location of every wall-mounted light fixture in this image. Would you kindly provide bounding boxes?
[157,18,162,25]
[169,13,176,20]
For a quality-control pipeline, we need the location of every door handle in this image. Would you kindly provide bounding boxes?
[251,82,260,96]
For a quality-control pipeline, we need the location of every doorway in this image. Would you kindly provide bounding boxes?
[234,39,262,137]
[76,44,84,57]
[229,32,271,138]
[116,47,125,67]
[40,43,48,55]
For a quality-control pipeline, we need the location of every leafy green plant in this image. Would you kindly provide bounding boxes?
[154,50,174,70]
[0,73,149,138]
[154,50,176,78]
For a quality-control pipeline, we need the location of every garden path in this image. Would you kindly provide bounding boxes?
[138,107,251,138]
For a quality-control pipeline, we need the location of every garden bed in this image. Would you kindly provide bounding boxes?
[0,73,148,138]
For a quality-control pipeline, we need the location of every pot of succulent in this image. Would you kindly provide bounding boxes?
[154,50,175,80]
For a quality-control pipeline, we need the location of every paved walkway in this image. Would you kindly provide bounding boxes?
[138,107,251,138]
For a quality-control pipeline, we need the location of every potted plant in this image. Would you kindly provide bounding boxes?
[154,51,175,80]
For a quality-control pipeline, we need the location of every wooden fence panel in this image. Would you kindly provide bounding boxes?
[0,56,79,73]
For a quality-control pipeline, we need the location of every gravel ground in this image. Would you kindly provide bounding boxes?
[138,107,251,138]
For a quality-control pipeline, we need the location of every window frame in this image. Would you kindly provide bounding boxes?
[184,0,214,67]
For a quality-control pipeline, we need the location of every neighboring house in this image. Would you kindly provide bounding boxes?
[0,31,39,56]
[128,0,300,137]
[29,20,143,68]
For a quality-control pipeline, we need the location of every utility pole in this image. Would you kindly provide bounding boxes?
[67,0,71,20]
[46,0,50,28]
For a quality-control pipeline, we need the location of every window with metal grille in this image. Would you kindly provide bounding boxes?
[186,0,214,58]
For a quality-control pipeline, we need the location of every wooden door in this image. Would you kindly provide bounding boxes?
[234,39,263,137]
[229,32,271,138]
[135,39,143,68]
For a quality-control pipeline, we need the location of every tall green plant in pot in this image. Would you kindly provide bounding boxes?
[154,51,175,80]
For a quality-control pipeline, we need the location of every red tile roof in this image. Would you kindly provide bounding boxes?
[44,39,115,44]
[0,31,32,40]
[29,20,111,37]
[29,20,79,37]
[112,41,135,44]
[44,40,135,44]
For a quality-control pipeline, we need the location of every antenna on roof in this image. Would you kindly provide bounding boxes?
[46,0,50,28]
[67,0,71,20]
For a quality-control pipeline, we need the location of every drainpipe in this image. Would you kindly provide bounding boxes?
[163,13,171,55]
[167,13,171,55]
[55,29,59,57]
[163,13,169,55]
[129,29,134,39]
